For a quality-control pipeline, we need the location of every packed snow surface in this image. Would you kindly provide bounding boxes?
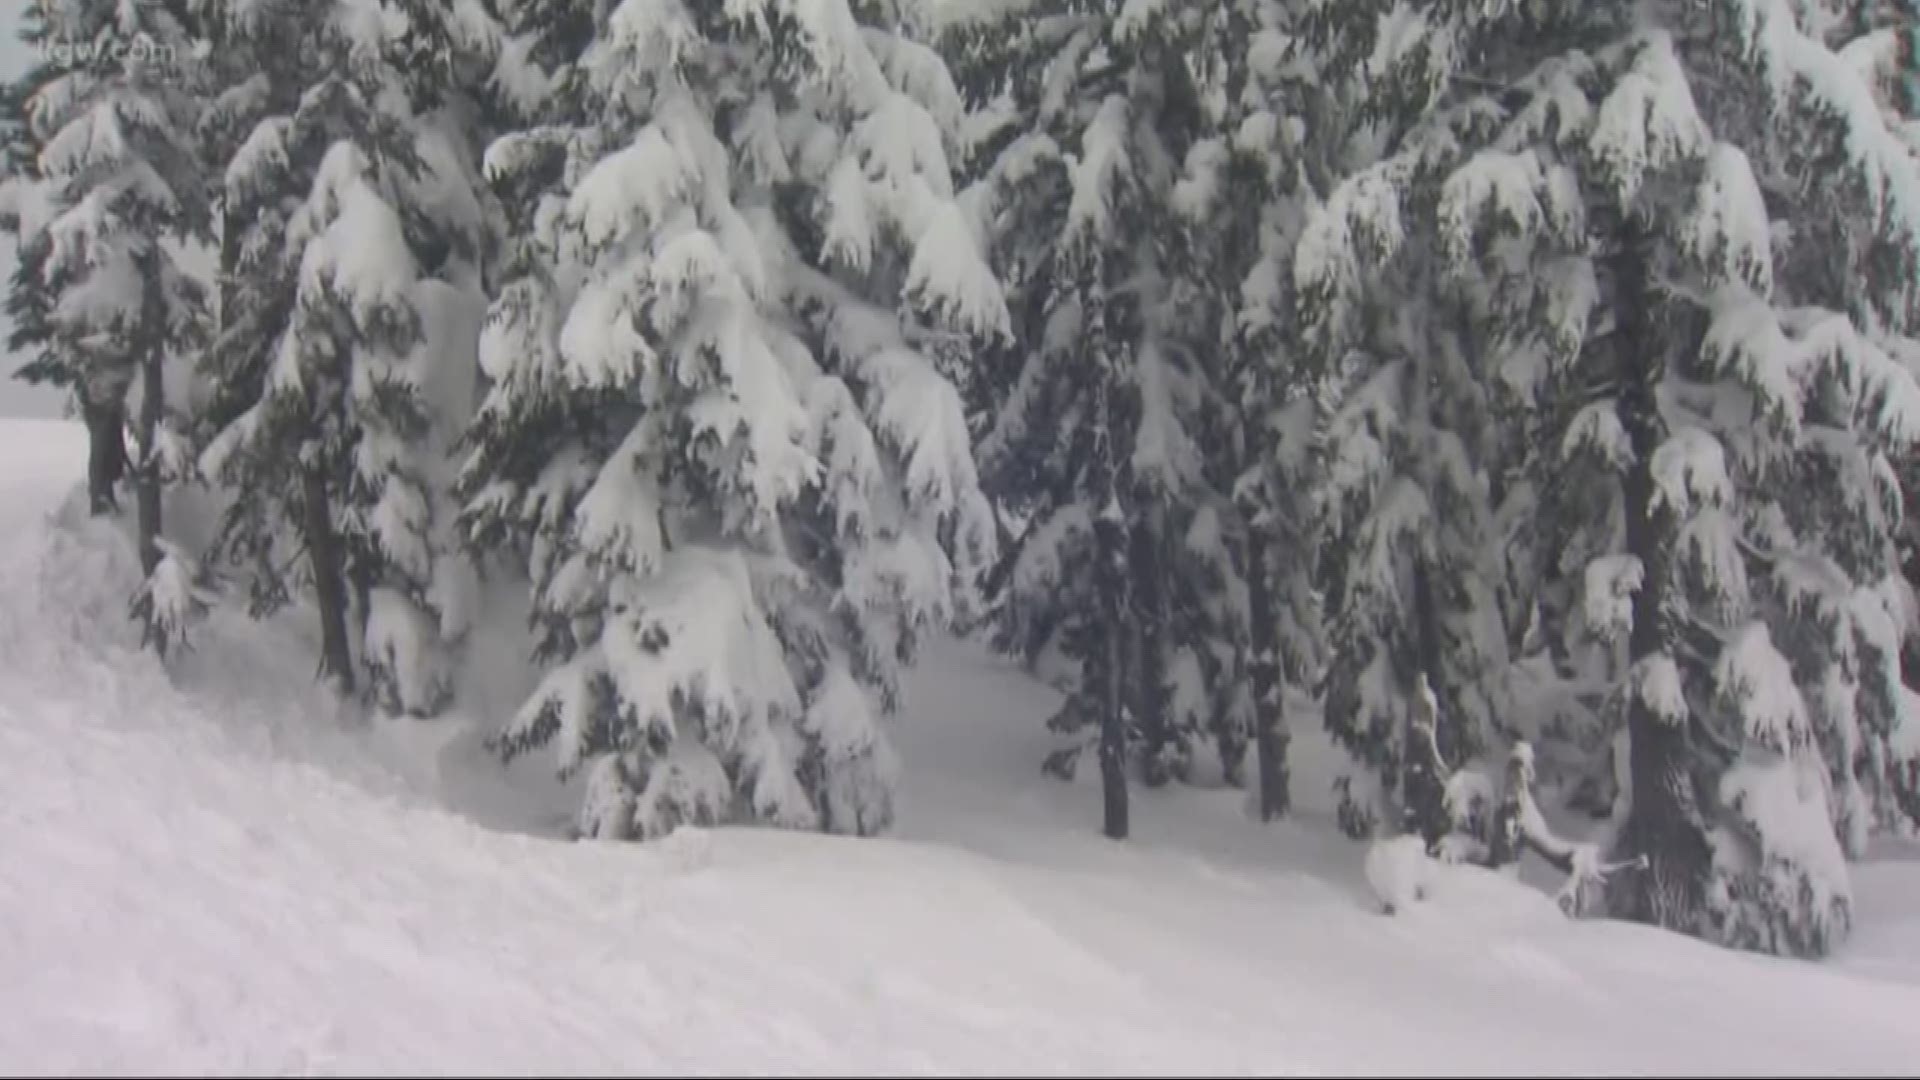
[2,419,1920,1075]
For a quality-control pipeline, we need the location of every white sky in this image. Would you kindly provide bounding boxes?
[0,0,66,419]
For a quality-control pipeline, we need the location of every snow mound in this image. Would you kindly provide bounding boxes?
[1365,834,1437,914]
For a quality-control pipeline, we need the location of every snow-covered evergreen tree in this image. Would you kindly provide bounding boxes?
[0,0,210,653]
[199,0,502,711]
[1307,0,1920,956]
[1287,0,1519,848]
[362,0,511,715]
[1721,0,1920,871]
[461,0,1007,841]
[2,9,119,516]
[1171,0,1331,819]
[949,0,1276,835]
[1824,1,1920,834]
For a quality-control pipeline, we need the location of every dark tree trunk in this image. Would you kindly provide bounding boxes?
[1100,619,1130,841]
[1095,511,1131,841]
[219,205,239,333]
[1403,553,1452,847]
[1131,508,1174,786]
[133,353,163,577]
[133,350,166,657]
[1608,222,1712,933]
[1247,547,1290,821]
[350,562,373,662]
[80,386,127,516]
[302,464,355,694]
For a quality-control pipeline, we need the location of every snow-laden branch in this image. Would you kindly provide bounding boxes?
[1378,670,1645,918]
[1499,743,1646,915]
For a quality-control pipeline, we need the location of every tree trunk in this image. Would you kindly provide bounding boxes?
[133,350,166,657]
[350,562,373,665]
[219,205,239,335]
[1130,507,1174,786]
[1609,223,1711,933]
[1096,512,1130,841]
[1100,618,1130,841]
[1247,546,1290,821]
[80,386,127,516]
[1403,553,1452,846]
[302,464,356,695]
[133,353,163,577]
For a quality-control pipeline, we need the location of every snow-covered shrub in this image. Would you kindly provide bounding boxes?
[1365,834,1436,915]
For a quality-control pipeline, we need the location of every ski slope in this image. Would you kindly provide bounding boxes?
[2,418,1919,1075]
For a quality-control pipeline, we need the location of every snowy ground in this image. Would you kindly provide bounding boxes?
[2,419,1919,1075]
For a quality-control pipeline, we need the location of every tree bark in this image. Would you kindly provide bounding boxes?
[1130,507,1174,786]
[302,464,355,694]
[350,562,373,667]
[219,205,237,326]
[1609,221,1711,933]
[1100,621,1130,841]
[1403,553,1452,846]
[80,385,127,516]
[1096,511,1130,841]
[133,350,166,657]
[133,352,163,576]
[1247,547,1290,821]
[1105,618,1128,837]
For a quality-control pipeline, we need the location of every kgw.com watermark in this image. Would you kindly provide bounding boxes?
[35,34,197,71]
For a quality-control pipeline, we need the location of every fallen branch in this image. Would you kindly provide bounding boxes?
[1398,675,1648,919]
[1501,742,1646,916]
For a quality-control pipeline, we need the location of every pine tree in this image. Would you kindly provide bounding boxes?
[199,0,501,709]
[1,9,120,517]
[0,0,210,652]
[951,0,1269,836]
[461,0,1007,841]
[1835,1,1920,831]
[365,0,511,714]
[1722,0,1920,897]
[1207,0,1342,821]
[1288,0,1519,849]
[1308,0,1920,956]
